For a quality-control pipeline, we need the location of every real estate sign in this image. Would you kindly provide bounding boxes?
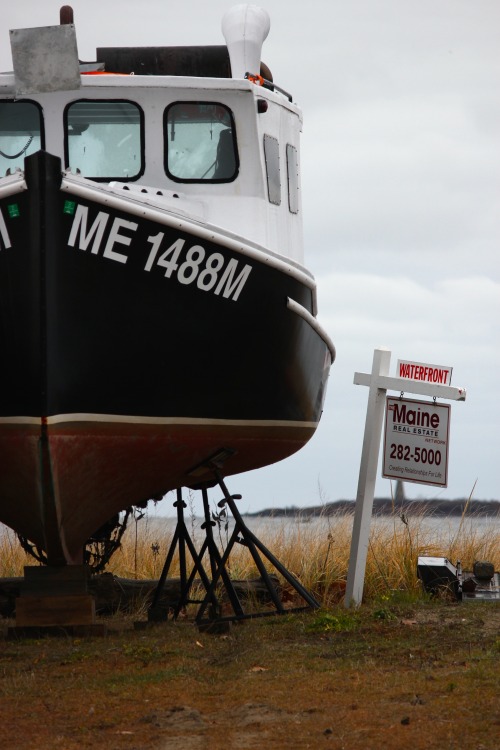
[382,396,451,487]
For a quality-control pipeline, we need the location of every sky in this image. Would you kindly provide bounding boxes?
[1,1,499,515]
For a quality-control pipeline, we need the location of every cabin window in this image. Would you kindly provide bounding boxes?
[286,144,299,214]
[165,102,238,182]
[0,101,43,176]
[263,134,280,205]
[65,100,143,181]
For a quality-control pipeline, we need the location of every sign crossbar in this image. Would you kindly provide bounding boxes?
[354,372,466,402]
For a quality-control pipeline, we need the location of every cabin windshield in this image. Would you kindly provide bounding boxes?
[0,101,43,176]
[65,100,143,180]
[165,102,238,182]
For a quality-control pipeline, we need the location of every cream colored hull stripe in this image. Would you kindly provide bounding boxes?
[0,414,318,429]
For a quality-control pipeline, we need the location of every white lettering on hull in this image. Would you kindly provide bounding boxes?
[67,204,252,302]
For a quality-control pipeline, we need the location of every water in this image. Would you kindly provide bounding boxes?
[1,509,497,547]
[121,509,498,546]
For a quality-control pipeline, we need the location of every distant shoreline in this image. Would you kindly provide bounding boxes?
[244,498,500,518]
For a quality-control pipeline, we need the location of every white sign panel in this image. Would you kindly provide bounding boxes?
[397,359,453,386]
[383,396,451,487]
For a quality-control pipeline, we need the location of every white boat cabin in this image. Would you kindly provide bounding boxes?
[0,5,305,265]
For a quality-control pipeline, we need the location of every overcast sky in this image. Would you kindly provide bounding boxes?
[1,1,499,515]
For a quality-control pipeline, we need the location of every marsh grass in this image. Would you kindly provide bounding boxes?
[1,503,498,606]
[0,526,33,577]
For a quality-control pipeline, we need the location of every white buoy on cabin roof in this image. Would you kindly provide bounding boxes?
[222,4,270,79]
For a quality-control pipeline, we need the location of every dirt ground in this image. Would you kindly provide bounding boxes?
[0,601,499,749]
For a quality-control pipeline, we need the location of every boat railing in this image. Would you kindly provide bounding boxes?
[245,72,293,102]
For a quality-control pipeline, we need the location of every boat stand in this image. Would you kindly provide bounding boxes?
[147,488,221,622]
[148,472,320,626]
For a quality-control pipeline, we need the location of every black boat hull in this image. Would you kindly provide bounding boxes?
[0,152,332,563]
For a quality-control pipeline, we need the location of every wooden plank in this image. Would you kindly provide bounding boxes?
[22,565,89,596]
[15,594,95,627]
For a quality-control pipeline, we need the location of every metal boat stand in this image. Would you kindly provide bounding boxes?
[147,488,220,622]
[147,471,320,626]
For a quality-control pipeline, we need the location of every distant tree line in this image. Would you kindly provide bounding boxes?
[245,498,500,518]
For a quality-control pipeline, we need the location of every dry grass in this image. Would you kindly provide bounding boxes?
[1,502,498,607]
[0,526,33,578]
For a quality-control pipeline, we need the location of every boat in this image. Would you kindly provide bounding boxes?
[0,4,335,566]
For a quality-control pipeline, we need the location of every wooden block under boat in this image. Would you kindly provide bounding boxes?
[15,594,95,627]
[21,565,90,596]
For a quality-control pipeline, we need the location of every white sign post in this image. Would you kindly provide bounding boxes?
[344,348,466,608]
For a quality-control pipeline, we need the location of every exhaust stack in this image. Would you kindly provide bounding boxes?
[222,4,270,79]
